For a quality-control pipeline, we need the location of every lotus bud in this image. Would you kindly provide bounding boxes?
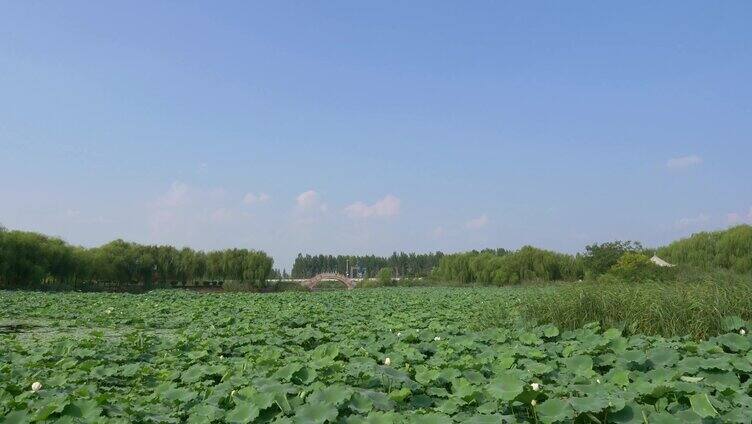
[31,382,42,392]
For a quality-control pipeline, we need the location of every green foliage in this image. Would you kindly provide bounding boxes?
[583,240,644,276]
[291,251,446,278]
[607,252,674,281]
[0,228,273,290]
[658,224,752,274]
[2,287,752,422]
[432,247,584,285]
[377,267,394,285]
[522,271,752,338]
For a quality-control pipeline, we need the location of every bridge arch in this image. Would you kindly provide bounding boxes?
[304,273,355,290]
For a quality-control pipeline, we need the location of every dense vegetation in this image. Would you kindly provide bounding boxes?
[430,247,584,285]
[3,288,752,423]
[3,225,752,421]
[291,252,446,278]
[2,224,751,291]
[523,270,752,339]
[428,226,752,285]
[0,227,273,291]
[658,225,752,274]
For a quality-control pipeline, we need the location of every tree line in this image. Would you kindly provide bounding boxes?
[430,246,585,284]
[0,226,273,291]
[657,225,752,274]
[3,223,749,290]
[431,225,752,285]
[291,251,447,278]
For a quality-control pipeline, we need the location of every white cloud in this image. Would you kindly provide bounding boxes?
[675,213,709,229]
[149,209,176,231]
[667,155,702,170]
[296,190,326,211]
[344,194,401,219]
[210,208,233,223]
[727,207,752,224]
[149,181,238,235]
[158,181,190,207]
[465,214,489,230]
[243,192,270,205]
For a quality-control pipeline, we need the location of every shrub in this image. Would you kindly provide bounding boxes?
[431,247,584,285]
[521,271,752,338]
[658,224,752,274]
[583,240,644,276]
[377,267,394,285]
[264,280,309,292]
[607,252,675,281]
[222,280,257,292]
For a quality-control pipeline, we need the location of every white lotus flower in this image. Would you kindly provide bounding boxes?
[531,399,537,406]
[31,382,42,392]
[596,379,601,384]
[530,383,540,391]
[741,329,747,335]
[384,357,391,366]
[434,336,441,341]
[396,332,401,337]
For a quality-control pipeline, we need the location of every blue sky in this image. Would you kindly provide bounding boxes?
[1,1,751,270]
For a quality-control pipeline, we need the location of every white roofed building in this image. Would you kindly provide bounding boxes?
[650,255,674,267]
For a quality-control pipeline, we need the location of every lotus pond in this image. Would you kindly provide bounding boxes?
[1,288,751,423]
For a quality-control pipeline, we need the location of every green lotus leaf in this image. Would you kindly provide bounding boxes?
[273,362,304,381]
[414,366,440,385]
[716,333,750,352]
[2,411,30,424]
[518,332,543,346]
[486,373,524,401]
[162,387,196,403]
[187,404,225,424]
[536,398,574,424]
[463,414,505,424]
[361,390,395,411]
[721,316,746,332]
[411,412,453,424]
[689,393,718,418]
[294,402,338,424]
[569,396,609,414]
[312,344,340,361]
[388,387,411,402]
[648,412,683,424]
[542,325,560,339]
[648,347,680,368]
[63,399,102,422]
[349,392,374,414]
[564,355,593,376]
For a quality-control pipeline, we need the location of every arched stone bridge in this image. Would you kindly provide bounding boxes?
[303,273,356,290]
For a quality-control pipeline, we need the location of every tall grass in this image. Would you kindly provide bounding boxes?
[522,271,752,339]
